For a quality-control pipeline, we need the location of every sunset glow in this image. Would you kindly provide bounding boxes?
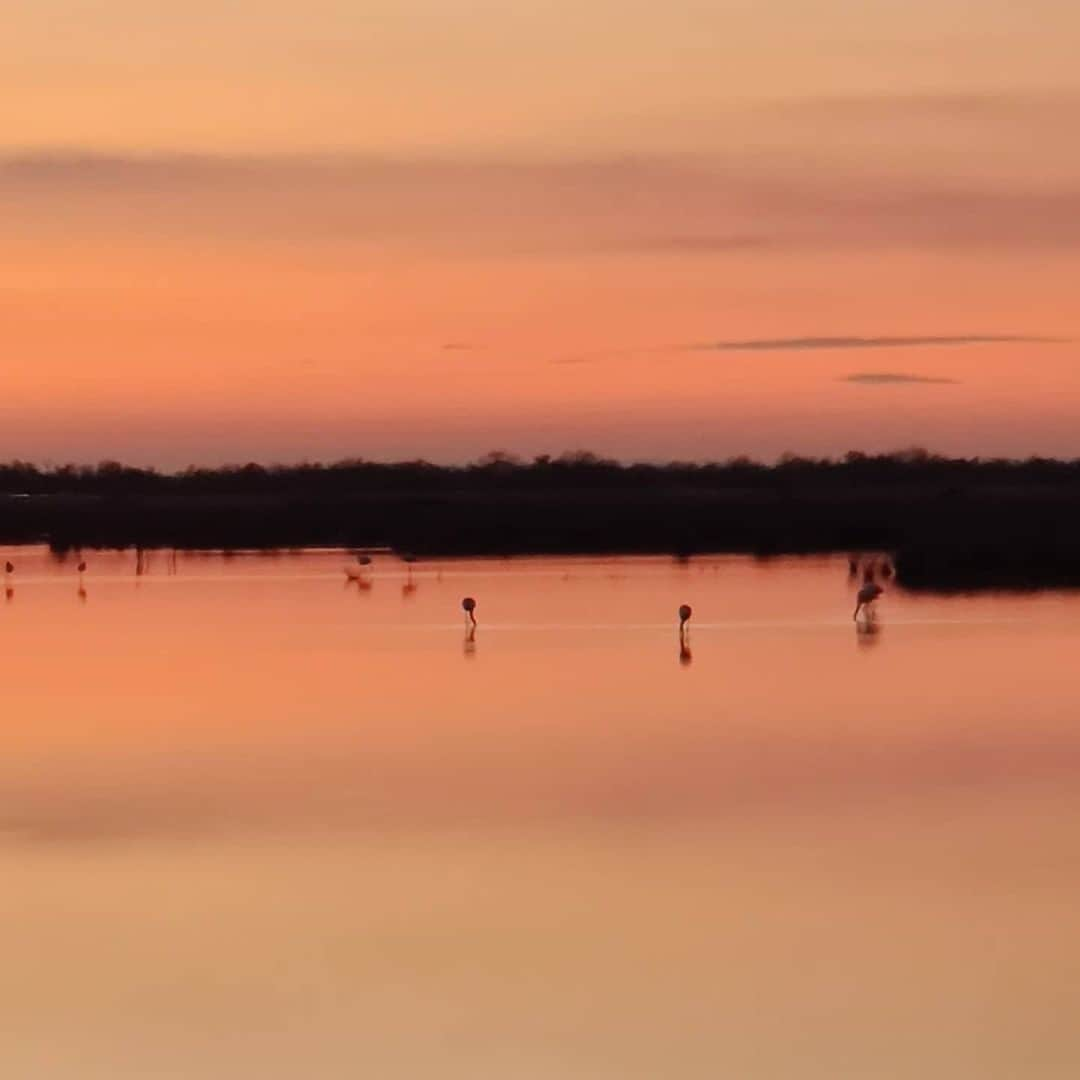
[5,0,1078,464]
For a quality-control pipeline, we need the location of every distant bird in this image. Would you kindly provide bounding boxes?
[462,596,477,627]
[345,553,372,581]
[678,603,692,632]
[77,560,87,581]
[853,582,883,622]
[4,560,13,575]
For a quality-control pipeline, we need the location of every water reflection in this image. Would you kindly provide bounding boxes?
[2,548,1080,1079]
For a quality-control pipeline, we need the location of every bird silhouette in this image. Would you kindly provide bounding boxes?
[462,596,477,628]
[853,582,884,622]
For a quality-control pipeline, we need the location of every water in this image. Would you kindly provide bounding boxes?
[1,547,1078,1078]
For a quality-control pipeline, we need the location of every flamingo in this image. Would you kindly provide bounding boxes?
[853,582,883,622]
[678,603,692,632]
[4,560,13,578]
[462,596,477,627]
[77,559,87,584]
[344,553,374,582]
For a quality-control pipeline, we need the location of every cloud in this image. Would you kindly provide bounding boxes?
[840,373,959,385]
[551,334,1065,367]
[689,335,1064,352]
[6,151,1080,255]
[767,91,1080,119]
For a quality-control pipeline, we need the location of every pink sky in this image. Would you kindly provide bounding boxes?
[4,1,1079,465]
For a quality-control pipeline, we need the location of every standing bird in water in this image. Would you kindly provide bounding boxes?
[4,560,13,578]
[462,596,477,627]
[853,582,883,622]
[678,604,693,664]
[77,559,87,582]
[345,553,373,583]
[462,596,477,645]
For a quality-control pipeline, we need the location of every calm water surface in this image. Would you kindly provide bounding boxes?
[1,547,1078,1078]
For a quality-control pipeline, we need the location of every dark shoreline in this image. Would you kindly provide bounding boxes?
[3,451,1080,590]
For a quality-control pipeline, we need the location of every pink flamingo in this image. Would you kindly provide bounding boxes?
[853,582,883,622]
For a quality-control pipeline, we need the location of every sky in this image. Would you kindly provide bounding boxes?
[4,0,1080,466]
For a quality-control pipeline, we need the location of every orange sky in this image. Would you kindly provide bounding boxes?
[4,1,1080,465]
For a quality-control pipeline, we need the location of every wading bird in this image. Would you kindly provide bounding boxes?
[853,582,883,622]
[77,560,87,582]
[678,604,692,632]
[345,555,372,582]
[462,596,477,627]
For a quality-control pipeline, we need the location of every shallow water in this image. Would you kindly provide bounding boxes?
[1,547,1079,1078]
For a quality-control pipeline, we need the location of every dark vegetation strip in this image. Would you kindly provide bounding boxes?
[1,450,1079,589]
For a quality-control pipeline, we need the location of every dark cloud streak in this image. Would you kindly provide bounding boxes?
[841,373,959,385]
[691,335,1065,352]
